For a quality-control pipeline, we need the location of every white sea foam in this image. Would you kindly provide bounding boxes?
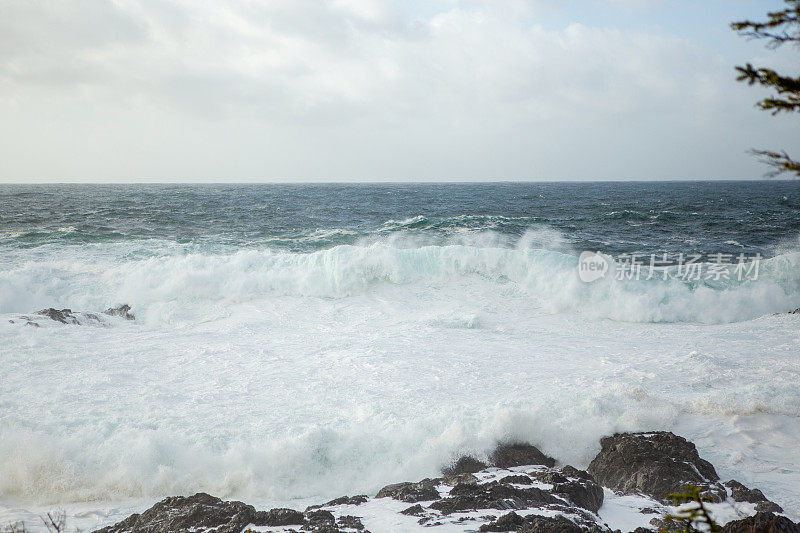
[1,234,799,530]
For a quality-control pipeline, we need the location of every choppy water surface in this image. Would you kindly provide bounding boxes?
[1,182,799,530]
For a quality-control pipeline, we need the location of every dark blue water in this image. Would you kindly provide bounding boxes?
[1,181,798,257]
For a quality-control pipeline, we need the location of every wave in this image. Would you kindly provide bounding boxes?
[0,234,798,324]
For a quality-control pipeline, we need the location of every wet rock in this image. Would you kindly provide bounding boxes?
[722,512,800,533]
[323,495,369,507]
[105,304,135,320]
[552,479,604,513]
[587,432,723,502]
[92,492,283,533]
[500,474,534,485]
[428,481,559,515]
[491,442,556,468]
[443,456,488,475]
[443,472,480,486]
[560,466,596,483]
[519,514,605,533]
[336,515,365,530]
[726,480,767,503]
[375,479,441,503]
[649,517,682,532]
[263,507,305,526]
[533,471,569,484]
[304,509,336,531]
[724,480,783,513]
[34,307,103,325]
[479,511,525,532]
[36,308,78,324]
[400,504,426,516]
[755,501,785,514]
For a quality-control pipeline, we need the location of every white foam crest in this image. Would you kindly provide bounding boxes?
[1,239,799,324]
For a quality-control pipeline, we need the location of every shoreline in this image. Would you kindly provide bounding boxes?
[6,432,795,533]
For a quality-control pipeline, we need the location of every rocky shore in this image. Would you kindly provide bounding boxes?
[90,432,796,533]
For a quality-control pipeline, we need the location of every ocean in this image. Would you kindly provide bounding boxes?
[1,181,799,530]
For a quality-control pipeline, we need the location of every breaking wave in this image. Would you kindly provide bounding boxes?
[1,233,798,324]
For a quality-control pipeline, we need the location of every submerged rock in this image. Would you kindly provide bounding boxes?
[104,304,135,320]
[30,306,119,326]
[36,308,80,324]
[587,432,723,502]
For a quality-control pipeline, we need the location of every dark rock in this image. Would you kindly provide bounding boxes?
[519,514,604,533]
[552,479,604,513]
[724,480,783,512]
[631,528,654,533]
[587,432,723,502]
[336,515,365,530]
[491,442,556,468]
[34,307,104,326]
[649,517,682,532]
[304,509,337,531]
[479,511,525,532]
[105,304,135,320]
[533,471,569,485]
[791,308,800,314]
[639,507,660,515]
[92,492,278,533]
[263,507,305,526]
[500,474,534,485]
[560,466,596,483]
[324,495,369,507]
[755,501,785,514]
[400,504,426,516]
[37,308,78,324]
[305,509,335,522]
[722,512,800,533]
[375,479,441,503]
[428,481,559,515]
[443,472,480,486]
[725,479,767,503]
[443,456,488,475]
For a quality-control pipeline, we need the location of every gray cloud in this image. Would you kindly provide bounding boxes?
[0,0,797,181]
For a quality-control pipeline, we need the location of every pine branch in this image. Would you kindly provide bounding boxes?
[731,0,800,48]
[752,149,800,178]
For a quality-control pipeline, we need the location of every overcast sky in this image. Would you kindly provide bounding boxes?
[0,0,797,182]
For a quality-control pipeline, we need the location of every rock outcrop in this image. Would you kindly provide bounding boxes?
[725,480,784,513]
[722,512,799,533]
[587,432,724,502]
[10,304,136,327]
[88,433,795,533]
[93,493,303,533]
[490,442,556,468]
[104,304,135,320]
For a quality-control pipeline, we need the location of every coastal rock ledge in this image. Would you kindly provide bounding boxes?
[91,432,795,533]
